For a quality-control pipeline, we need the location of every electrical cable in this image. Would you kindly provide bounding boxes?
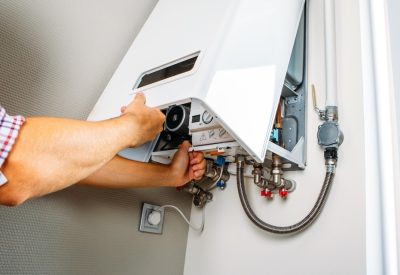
[157,204,205,232]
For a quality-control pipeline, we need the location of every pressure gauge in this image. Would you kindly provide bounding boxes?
[202,110,213,124]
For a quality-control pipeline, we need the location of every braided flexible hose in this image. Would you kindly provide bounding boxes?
[237,165,335,234]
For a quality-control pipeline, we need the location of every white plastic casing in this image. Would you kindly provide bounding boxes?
[88,0,305,163]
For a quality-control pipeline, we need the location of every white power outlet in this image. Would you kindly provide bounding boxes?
[139,203,165,234]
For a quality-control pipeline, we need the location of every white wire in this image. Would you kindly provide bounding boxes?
[157,204,205,232]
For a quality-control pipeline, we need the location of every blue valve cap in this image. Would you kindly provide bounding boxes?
[215,156,225,166]
[217,181,226,188]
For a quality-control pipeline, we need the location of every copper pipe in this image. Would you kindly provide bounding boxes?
[275,99,282,129]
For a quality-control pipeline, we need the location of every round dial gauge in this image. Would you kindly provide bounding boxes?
[202,110,213,124]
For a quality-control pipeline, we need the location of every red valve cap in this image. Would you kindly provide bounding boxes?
[279,188,288,198]
[261,190,273,199]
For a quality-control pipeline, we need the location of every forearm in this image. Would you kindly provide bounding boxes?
[0,115,135,204]
[79,156,181,188]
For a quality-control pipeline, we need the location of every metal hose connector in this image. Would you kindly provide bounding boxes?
[237,165,335,234]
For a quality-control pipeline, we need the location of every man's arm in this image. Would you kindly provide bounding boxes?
[79,141,206,188]
[0,93,165,206]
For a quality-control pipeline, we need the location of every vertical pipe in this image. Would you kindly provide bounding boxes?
[324,0,338,107]
[275,99,282,129]
[360,0,399,273]
[369,0,399,272]
[360,2,385,270]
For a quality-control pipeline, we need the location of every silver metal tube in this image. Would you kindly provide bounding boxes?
[324,0,338,107]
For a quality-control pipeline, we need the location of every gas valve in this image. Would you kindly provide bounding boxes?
[253,155,296,200]
[178,157,230,207]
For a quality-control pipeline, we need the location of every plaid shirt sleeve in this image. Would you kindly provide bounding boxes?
[0,106,25,168]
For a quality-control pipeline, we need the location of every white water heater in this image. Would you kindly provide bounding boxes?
[88,0,305,164]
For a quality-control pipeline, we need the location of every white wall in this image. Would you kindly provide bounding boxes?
[184,0,366,274]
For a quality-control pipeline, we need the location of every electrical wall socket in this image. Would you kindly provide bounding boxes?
[139,203,165,234]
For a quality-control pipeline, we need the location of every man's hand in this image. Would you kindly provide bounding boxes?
[0,96,166,206]
[78,141,206,189]
[170,141,206,187]
[121,92,165,147]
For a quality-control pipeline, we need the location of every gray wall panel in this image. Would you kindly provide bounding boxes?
[0,1,191,274]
